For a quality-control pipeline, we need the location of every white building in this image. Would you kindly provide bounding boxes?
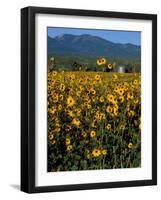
[117,65,126,73]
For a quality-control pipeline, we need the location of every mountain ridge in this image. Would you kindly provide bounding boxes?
[48,34,141,59]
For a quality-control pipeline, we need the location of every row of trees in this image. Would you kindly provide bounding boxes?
[48,55,141,73]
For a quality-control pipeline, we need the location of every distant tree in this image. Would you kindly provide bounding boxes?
[71,61,82,71]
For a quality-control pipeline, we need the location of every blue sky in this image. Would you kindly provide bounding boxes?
[48,27,141,46]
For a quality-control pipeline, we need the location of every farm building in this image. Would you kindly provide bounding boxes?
[117,65,127,73]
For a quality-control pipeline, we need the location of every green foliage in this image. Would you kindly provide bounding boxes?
[48,55,141,72]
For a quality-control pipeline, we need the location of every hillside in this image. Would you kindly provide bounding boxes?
[48,34,141,60]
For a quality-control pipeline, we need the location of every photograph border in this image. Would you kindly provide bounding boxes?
[21,6,157,193]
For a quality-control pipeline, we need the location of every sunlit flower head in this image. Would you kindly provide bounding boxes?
[120,124,125,130]
[66,138,71,145]
[107,63,113,69]
[99,96,104,102]
[90,130,96,138]
[95,74,101,81]
[72,118,81,127]
[52,71,57,76]
[59,83,65,91]
[113,74,118,80]
[106,124,111,130]
[67,96,75,107]
[102,149,107,155]
[67,145,73,151]
[133,79,139,85]
[119,96,124,103]
[92,149,101,157]
[51,139,56,145]
[128,142,133,149]
[82,130,87,138]
[97,58,106,65]
[106,106,113,113]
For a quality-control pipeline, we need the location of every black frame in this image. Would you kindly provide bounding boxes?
[21,6,157,193]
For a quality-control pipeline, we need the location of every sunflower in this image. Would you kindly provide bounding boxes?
[128,110,135,117]
[102,149,107,155]
[133,79,139,85]
[48,134,54,140]
[128,142,133,149]
[112,96,117,105]
[119,96,124,103]
[113,74,118,80]
[106,124,111,130]
[134,99,139,104]
[67,96,75,107]
[72,118,81,127]
[97,58,106,65]
[67,110,75,117]
[97,59,102,66]
[87,104,92,109]
[107,94,114,103]
[127,92,134,100]
[49,107,57,114]
[117,88,124,96]
[90,88,96,95]
[107,63,113,69]
[53,94,59,103]
[99,112,105,120]
[90,130,96,138]
[91,120,97,128]
[79,85,84,91]
[59,94,64,101]
[82,131,87,138]
[92,149,101,157]
[53,127,61,133]
[76,90,81,96]
[95,74,101,81]
[114,104,119,110]
[51,139,56,145]
[52,71,57,76]
[67,145,73,151]
[76,108,82,116]
[114,86,119,93]
[58,104,62,110]
[59,83,65,91]
[95,112,100,120]
[113,107,119,116]
[120,124,125,130]
[99,96,105,102]
[106,106,113,113]
[101,58,106,64]
[69,74,75,80]
[66,138,71,145]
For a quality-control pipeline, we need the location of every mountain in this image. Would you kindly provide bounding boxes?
[48,34,141,59]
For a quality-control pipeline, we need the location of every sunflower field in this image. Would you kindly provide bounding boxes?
[47,70,141,172]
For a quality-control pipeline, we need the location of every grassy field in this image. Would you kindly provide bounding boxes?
[47,71,141,172]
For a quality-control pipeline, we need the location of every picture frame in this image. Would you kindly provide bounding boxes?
[21,6,157,193]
